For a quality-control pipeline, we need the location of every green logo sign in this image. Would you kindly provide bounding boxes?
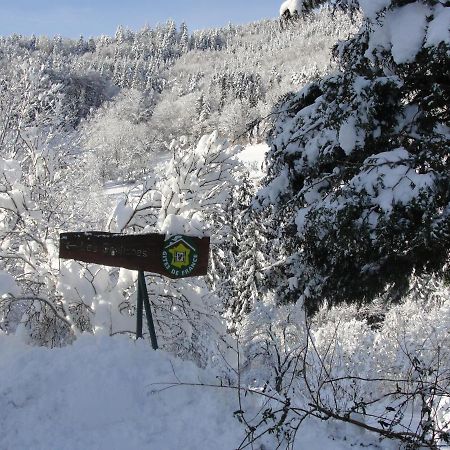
[162,235,199,278]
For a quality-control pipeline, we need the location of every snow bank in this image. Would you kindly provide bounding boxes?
[0,334,242,450]
[0,334,388,450]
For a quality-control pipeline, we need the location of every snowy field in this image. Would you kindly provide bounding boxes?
[0,333,388,450]
[0,334,242,450]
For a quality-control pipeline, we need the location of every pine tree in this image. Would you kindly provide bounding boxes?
[179,22,190,54]
[199,98,211,122]
[258,0,450,313]
[115,25,126,45]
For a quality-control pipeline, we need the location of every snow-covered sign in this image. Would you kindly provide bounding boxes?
[59,232,210,279]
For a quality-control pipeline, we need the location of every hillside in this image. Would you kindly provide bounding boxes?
[0,9,354,181]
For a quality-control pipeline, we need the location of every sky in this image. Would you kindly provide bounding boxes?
[0,0,279,38]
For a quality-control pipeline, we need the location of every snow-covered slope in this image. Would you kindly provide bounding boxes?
[0,333,391,450]
[0,334,242,450]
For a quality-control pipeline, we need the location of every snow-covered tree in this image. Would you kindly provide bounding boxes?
[101,132,241,364]
[256,0,450,312]
[83,89,152,182]
[0,52,113,346]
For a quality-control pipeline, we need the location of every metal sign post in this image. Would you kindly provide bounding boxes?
[59,232,210,350]
[137,271,158,350]
[136,273,144,339]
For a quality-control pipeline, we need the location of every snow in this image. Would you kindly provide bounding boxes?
[0,334,243,450]
[110,198,135,231]
[0,271,20,297]
[350,148,435,212]
[363,2,447,64]
[0,333,391,450]
[1,4,448,448]
[0,158,21,185]
[295,206,312,232]
[353,76,371,95]
[237,142,269,178]
[359,0,390,18]
[103,180,137,196]
[257,167,290,205]
[426,5,450,47]
[0,332,397,450]
[280,0,302,16]
[339,116,358,155]
[160,213,206,237]
[387,3,431,64]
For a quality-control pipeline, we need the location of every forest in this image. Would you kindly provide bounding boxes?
[0,0,449,449]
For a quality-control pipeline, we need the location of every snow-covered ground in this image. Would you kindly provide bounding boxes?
[0,333,387,450]
[0,334,242,450]
[104,142,269,199]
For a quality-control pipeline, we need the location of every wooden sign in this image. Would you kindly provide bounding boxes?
[59,232,210,279]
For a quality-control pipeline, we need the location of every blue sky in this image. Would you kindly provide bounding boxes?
[0,0,279,38]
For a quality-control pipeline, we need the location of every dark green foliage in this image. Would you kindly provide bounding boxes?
[254,1,450,313]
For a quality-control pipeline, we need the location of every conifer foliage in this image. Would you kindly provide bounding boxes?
[259,0,450,312]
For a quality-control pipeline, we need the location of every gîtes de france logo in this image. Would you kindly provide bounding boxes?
[162,235,199,278]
